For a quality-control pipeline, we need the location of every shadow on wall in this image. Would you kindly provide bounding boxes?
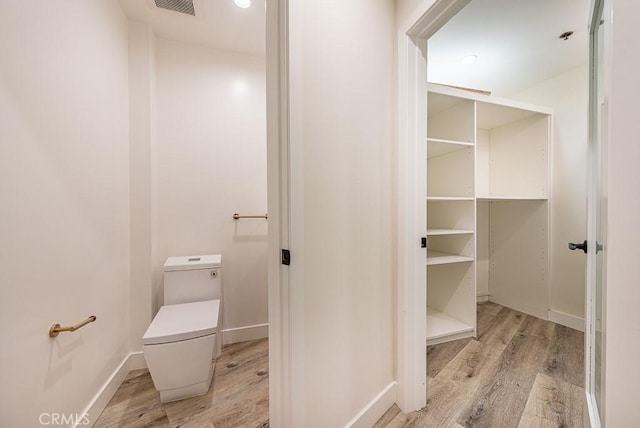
[45,334,84,389]
[232,219,268,242]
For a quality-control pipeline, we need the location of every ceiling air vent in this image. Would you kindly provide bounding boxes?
[154,0,195,16]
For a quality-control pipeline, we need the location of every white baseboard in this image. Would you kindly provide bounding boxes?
[548,309,584,332]
[344,381,397,428]
[477,292,490,303]
[489,296,548,321]
[128,351,147,370]
[222,323,269,345]
[77,352,147,428]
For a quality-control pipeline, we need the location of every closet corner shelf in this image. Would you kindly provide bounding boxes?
[427,228,474,236]
[426,250,474,266]
[427,138,474,159]
[476,196,548,201]
[427,196,475,201]
[427,308,474,343]
[427,137,473,145]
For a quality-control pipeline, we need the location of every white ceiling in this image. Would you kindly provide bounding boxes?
[117,0,586,93]
[428,0,589,96]
[118,0,265,56]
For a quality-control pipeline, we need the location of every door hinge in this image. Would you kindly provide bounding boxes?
[421,237,427,248]
[281,249,291,266]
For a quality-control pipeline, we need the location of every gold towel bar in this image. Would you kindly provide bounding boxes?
[49,315,97,338]
[233,213,268,220]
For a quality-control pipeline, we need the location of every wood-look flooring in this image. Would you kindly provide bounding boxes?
[96,303,583,428]
[95,338,269,428]
[374,302,585,428]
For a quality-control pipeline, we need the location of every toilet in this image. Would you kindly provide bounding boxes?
[142,254,223,403]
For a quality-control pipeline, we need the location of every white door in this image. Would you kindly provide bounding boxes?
[584,0,606,425]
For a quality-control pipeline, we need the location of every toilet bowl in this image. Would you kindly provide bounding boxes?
[142,255,223,403]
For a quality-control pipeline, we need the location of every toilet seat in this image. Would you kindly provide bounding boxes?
[143,300,220,345]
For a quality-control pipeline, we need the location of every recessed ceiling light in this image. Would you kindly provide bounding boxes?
[559,31,574,41]
[234,0,251,8]
[460,55,478,65]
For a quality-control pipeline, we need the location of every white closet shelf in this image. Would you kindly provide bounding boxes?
[427,196,475,201]
[427,307,474,342]
[427,228,474,236]
[427,138,474,159]
[476,100,550,130]
[427,137,473,144]
[426,249,474,266]
[476,196,548,201]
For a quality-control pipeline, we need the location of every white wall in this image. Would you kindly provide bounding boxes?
[396,0,431,29]
[155,39,268,342]
[288,0,396,426]
[512,65,588,324]
[0,1,131,427]
[128,21,157,352]
[602,0,640,424]
[476,201,490,299]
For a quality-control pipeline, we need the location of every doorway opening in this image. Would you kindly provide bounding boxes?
[396,0,589,425]
[95,1,271,426]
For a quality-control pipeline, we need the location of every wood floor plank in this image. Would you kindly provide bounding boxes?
[476,306,526,347]
[384,408,428,428]
[421,375,470,427]
[427,337,472,378]
[457,319,550,427]
[376,305,584,428]
[413,309,527,426]
[95,339,269,428]
[517,373,584,428]
[476,311,497,338]
[164,339,269,427]
[421,341,495,426]
[95,403,172,428]
[176,420,215,428]
[477,301,503,316]
[372,404,402,428]
[94,369,171,428]
[543,325,584,388]
[518,315,555,341]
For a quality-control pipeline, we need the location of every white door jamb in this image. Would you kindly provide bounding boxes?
[395,0,471,413]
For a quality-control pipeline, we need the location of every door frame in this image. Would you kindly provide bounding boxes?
[396,0,471,412]
[266,0,308,424]
[585,0,606,425]
[266,0,291,425]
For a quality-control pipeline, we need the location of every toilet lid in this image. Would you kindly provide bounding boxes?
[164,254,222,271]
[143,300,220,345]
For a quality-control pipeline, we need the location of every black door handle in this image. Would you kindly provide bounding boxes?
[568,240,588,253]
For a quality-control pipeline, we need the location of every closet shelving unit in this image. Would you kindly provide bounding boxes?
[426,83,552,345]
[426,90,477,345]
[475,96,551,320]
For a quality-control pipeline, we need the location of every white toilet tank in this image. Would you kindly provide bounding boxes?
[163,254,222,305]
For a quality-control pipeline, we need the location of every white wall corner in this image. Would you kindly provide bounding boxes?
[77,353,148,428]
[477,292,490,303]
[548,309,585,332]
[127,351,148,371]
[222,323,269,345]
[344,382,397,428]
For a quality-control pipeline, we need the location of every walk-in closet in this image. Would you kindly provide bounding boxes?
[426,83,551,345]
